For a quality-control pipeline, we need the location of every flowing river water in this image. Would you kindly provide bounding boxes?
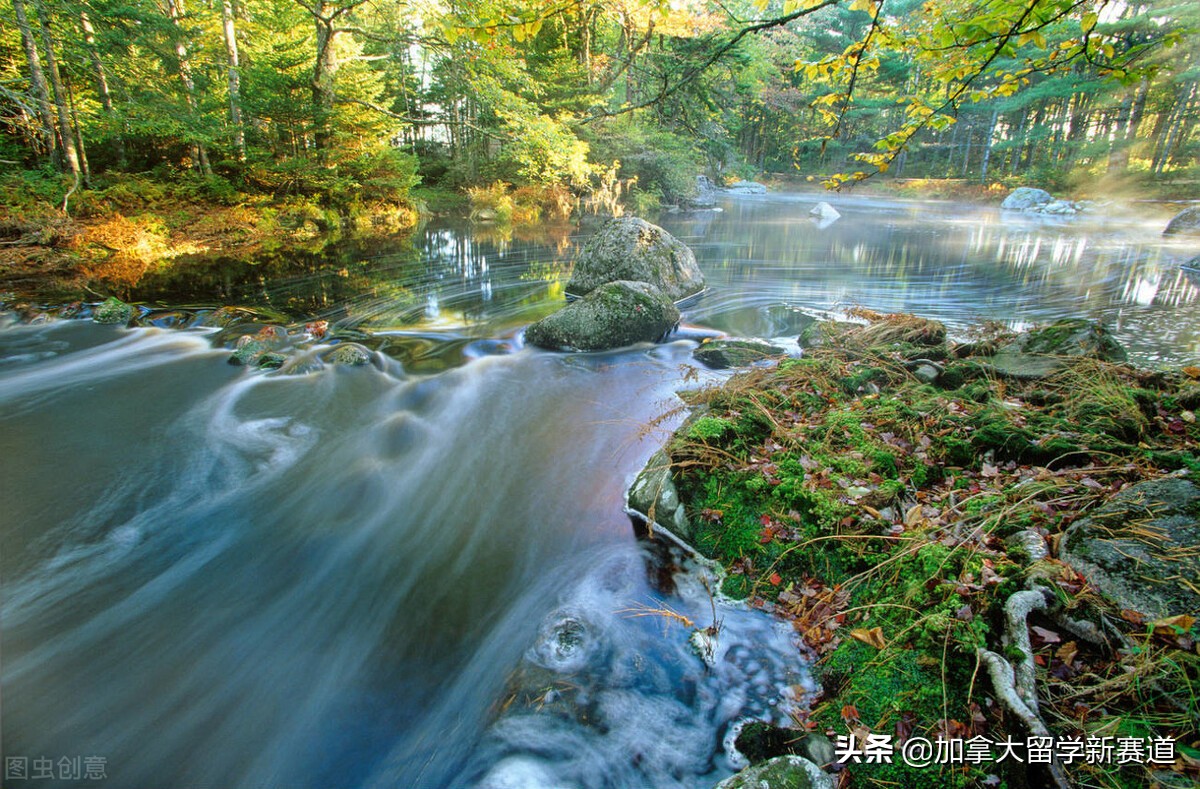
[2,193,1198,789]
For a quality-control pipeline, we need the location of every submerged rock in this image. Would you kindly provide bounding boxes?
[1000,187,1053,211]
[1061,478,1200,619]
[1164,206,1200,236]
[525,280,680,352]
[809,202,840,222]
[92,296,134,325]
[566,217,705,301]
[986,318,1126,380]
[725,181,769,195]
[694,339,785,369]
[715,755,833,789]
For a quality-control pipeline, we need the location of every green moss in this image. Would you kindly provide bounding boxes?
[688,416,736,442]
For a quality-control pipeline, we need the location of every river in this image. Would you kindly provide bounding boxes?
[2,193,1197,789]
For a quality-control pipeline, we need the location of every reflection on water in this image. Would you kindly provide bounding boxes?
[2,194,1199,789]
[654,195,1198,364]
[21,193,1193,364]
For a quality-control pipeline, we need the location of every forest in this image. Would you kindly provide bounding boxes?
[1,0,1198,223]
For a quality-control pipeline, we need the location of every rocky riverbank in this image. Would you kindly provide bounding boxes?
[631,311,1200,788]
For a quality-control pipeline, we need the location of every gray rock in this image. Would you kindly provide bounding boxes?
[92,297,134,325]
[566,217,705,301]
[1006,529,1050,563]
[714,755,833,789]
[912,363,941,384]
[725,181,768,195]
[526,280,681,352]
[1061,478,1200,619]
[1001,187,1053,211]
[628,449,693,543]
[1164,206,1200,236]
[1041,199,1077,215]
[986,318,1126,380]
[694,339,785,369]
[326,342,372,366]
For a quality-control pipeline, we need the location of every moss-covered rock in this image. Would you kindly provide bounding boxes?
[714,755,833,789]
[525,280,680,352]
[326,342,372,366]
[1061,478,1200,619]
[986,318,1126,379]
[92,296,134,325]
[694,339,785,369]
[565,217,705,301]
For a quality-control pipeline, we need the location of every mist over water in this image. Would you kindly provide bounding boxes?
[2,194,1197,789]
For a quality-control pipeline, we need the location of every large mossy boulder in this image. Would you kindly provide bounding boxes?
[566,217,705,301]
[525,280,680,352]
[1001,187,1053,211]
[986,318,1126,380]
[694,338,785,369]
[714,756,834,789]
[1164,206,1200,236]
[1061,478,1200,619]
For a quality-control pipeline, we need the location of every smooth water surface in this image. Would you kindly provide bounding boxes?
[2,193,1198,789]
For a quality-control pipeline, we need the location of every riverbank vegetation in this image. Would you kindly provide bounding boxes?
[2,0,1198,229]
[664,314,1200,787]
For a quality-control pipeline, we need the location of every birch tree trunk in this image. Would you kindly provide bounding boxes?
[221,0,246,160]
[11,0,57,160]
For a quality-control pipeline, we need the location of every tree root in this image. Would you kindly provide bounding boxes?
[977,588,1073,789]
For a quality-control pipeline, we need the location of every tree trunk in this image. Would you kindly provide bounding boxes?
[80,11,126,166]
[11,0,57,160]
[64,71,91,183]
[164,0,212,176]
[311,0,338,153]
[34,0,81,188]
[1106,93,1133,172]
[979,108,999,183]
[221,0,246,160]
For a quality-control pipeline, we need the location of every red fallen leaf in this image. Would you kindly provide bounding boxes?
[304,320,328,339]
[769,572,783,586]
[841,704,861,724]
[1167,418,1187,434]
[761,514,772,526]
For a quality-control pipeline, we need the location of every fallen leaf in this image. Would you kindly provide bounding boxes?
[850,627,888,650]
[841,704,861,724]
[1031,626,1061,644]
[1056,640,1079,665]
[768,572,783,586]
[1183,366,1200,380]
[1151,614,1196,635]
